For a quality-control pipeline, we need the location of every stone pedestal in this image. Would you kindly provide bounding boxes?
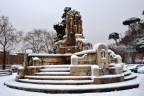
[91,65,99,76]
[27,66,40,76]
[71,55,78,65]
[33,57,40,66]
[93,75,124,84]
[70,65,91,76]
[16,67,25,79]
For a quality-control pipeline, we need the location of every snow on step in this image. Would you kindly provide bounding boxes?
[40,68,70,72]
[0,74,10,76]
[43,65,70,68]
[0,70,6,72]
[35,72,70,76]
[0,69,11,72]
[4,77,139,93]
[124,73,137,81]
[0,70,11,76]
[18,79,93,85]
[122,70,131,76]
[0,71,11,74]
[25,75,91,80]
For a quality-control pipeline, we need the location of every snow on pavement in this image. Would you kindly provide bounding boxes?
[0,73,144,96]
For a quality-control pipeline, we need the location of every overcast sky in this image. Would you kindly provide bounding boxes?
[0,0,144,45]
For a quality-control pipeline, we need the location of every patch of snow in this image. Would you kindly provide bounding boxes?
[101,57,107,59]
[122,70,131,76]
[91,65,99,69]
[108,67,115,69]
[75,34,83,37]
[35,72,70,75]
[115,64,122,68]
[111,53,116,58]
[71,54,78,65]
[25,75,91,79]
[94,74,123,78]
[10,53,17,55]
[115,55,122,63]
[27,66,43,68]
[18,79,93,84]
[109,63,115,67]
[71,54,78,59]
[124,73,137,80]
[40,68,69,71]
[43,65,71,68]
[63,35,67,38]
[70,65,92,67]
[18,67,24,70]
[119,63,125,67]
[11,65,22,69]
[138,66,144,73]
[74,49,95,55]
[28,53,72,57]
[93,43,107,51]
[76,38,87,42]
[108,49,114,53]
[33,57,40,61]
[74,43,108,55]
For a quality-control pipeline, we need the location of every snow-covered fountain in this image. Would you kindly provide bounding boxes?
[4,7,139,93]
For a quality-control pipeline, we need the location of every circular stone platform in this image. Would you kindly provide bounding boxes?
[4,77,139,93]
[4,67,139,93]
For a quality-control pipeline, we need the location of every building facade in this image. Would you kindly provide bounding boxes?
[0,51,24,65]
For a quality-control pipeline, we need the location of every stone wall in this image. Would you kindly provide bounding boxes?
[70,65,91,76]
[93,75,124,84]
[28,54,71,66]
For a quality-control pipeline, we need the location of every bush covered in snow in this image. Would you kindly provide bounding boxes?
[138,66,144,73]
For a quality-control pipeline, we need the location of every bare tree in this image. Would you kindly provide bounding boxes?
[0,15,22,69]
[42,31,56,53]
[24,29,55,53]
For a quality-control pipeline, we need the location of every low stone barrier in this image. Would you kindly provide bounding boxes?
[16,67,25,79]
[70,65,91,76]
[26,66,42,75]
[93,74,124,84]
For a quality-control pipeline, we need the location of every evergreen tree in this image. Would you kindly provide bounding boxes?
[53,7,71,41]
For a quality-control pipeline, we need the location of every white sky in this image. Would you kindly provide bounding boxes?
[0,0,143,45]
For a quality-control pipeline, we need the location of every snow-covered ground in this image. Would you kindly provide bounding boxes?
[0,73,144,96]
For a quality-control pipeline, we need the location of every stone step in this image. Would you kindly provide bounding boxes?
[0,69,12,76]
[0,74,10,76]
[35,72,71,76]
[0,69,11,72]
[18,79,93,85]
[0,65,11,69]
[124,73,137,81]
[122,70,131,76]
[0,72,12,76]
[39,68,70,72]
[25,75,91,80]
[4,78,139,93]
[0,72,11,74]
[43,65,70,69]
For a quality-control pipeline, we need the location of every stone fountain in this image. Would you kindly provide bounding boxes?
[4,7,139,93]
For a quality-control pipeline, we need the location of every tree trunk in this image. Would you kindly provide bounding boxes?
[2,50,6,69]
[115,39,118,45]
